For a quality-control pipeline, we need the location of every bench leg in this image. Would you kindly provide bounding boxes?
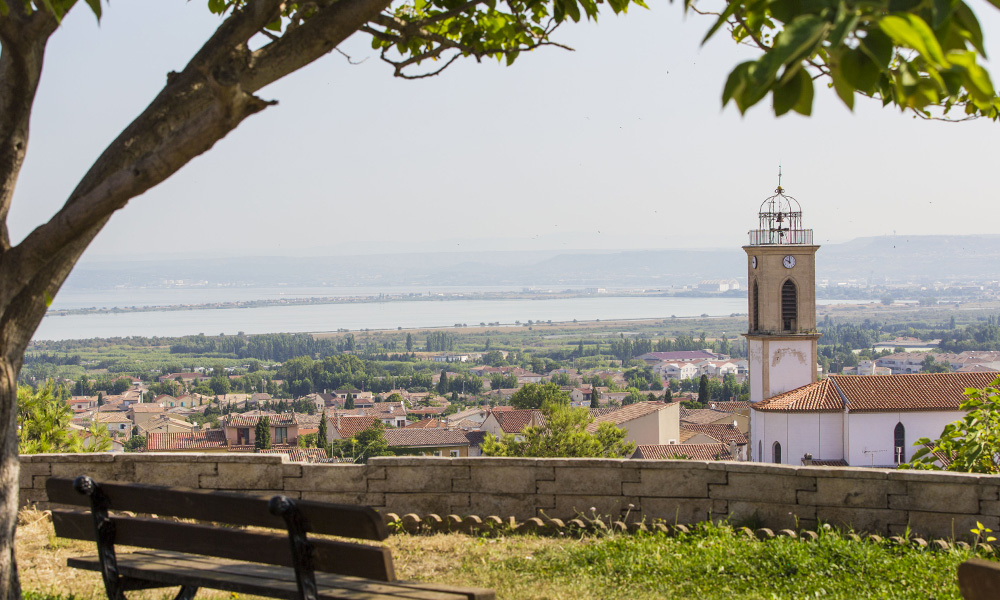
[173,585,198,600]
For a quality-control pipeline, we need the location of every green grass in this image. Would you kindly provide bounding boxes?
[451,523,986,599]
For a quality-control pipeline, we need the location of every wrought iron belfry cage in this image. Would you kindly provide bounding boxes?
[748,179,813,246]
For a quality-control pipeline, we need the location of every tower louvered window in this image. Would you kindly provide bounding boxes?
[781,280,797,331]
[751,280,759,332]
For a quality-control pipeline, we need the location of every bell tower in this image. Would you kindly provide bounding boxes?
[744,173,820,405]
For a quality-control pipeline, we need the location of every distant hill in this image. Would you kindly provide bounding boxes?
[64,234,1000,291]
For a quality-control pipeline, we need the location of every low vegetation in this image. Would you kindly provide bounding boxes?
[17,508,991,600]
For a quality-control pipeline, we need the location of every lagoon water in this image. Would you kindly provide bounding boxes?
[35,287,870,341]
[35,290,748,341]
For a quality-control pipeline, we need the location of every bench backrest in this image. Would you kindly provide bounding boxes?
[46,477,396,582]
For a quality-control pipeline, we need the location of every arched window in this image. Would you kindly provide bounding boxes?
[894,422,906,464]
[781,280,797,331]
[758,440,762,463]
[751,280,759,332]
[772,441,782,464]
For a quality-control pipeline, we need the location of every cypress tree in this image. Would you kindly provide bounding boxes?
[318,410,329,446]
[255,416,272,450]
[344,393,355,410]
[697,375,709,405]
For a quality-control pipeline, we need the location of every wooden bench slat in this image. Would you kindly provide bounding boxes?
[958,558,1000,600]
[52,510,396,582]
[45,478,387,541]
[67,551,481,600]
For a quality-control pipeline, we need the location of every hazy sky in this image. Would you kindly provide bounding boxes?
[10,1,1000,261]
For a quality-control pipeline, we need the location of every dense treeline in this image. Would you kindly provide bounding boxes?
[276,354,439,397]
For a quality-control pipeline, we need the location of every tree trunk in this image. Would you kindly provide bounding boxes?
[0,359,20,599]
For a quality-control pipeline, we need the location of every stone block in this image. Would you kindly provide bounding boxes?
[283,465,367,493]
[19,462,51,489]
[282,464,303,479]
[727,501,815,530]
[381,493,469,516]
[815,507,906,535]
[453,465,547,494]
[805,477,905,509]
[710,472,815,504]
[981,500,1000,517]
[720,462,803,476]
[368,465,470,494]
[536,466,626,496]
[979,485,999,501]
[199,462,282,490]
[466,493,550,520]
[804,466,891,480]
[624,466,726,498]
[299,491,384,506]
[550,495,631,521]
[639,497,728,525]
[19,488,48,507]
[50,461,124,483]
[902,512,1000,541]
[132,461,217,488]
[889,481,980,513]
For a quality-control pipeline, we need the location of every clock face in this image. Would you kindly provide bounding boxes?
[751,256,757,269]
[783,255,796,269]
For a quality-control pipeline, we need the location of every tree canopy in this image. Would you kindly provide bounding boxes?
[481,399,635,458]
[509,382,569,409]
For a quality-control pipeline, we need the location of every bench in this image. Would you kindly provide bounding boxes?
[959,558,1000,600]
[46,476,495,600]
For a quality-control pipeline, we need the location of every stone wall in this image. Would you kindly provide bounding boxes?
[20,453,1000,539]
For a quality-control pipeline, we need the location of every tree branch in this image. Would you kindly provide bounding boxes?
[0,6,59,252]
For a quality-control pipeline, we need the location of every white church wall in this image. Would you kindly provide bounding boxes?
[767,339,815,398]
[846,411,964,466]
[819,412,845,461]
[786,413,822,465]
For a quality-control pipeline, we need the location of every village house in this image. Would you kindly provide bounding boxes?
[586,401,680,446]
[222,412,299,447]
[128,403,166,428]
[383,429,473,457]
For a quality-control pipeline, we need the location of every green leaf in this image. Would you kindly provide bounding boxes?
[838,47,880,93]
[43,291,53,308]
[702,0,744,45]
[955,2,986,58]
[831,61,856,109]
[859,29,894,68]
[949,51,996,102]
[773,74,803,116]
[83,0,101,21]
[767,16,830,84]
[879,14,949,67]
[792,69,814,115]
[722,61,754,111]
[827,1,859,48]
[930,0,952,30]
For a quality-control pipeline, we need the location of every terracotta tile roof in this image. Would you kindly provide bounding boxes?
[129,404,164,413]
[586,402,669,433]
[146,430,227,451]
[383,429,470,448]
[589,407,619,418]
[680,424,747,446]
[679,407,735,424]
[227,444,297,453]
[95,412,132,423]
[257,447,329,462]
[333,415,377,438]
[752,379,843,413]
[493,409,538,434]
[709,400,751,413]
[678,429,698,443]
[404,418,447,429]
[464,430,488,446]
[632,443,736,461]
[830,372,997,412]
[809,459,848,467]
[225,412,298,428]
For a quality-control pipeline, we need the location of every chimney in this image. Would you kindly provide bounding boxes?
[801,452,814,466]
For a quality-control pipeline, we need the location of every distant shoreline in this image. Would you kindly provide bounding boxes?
[45,289,747,317]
